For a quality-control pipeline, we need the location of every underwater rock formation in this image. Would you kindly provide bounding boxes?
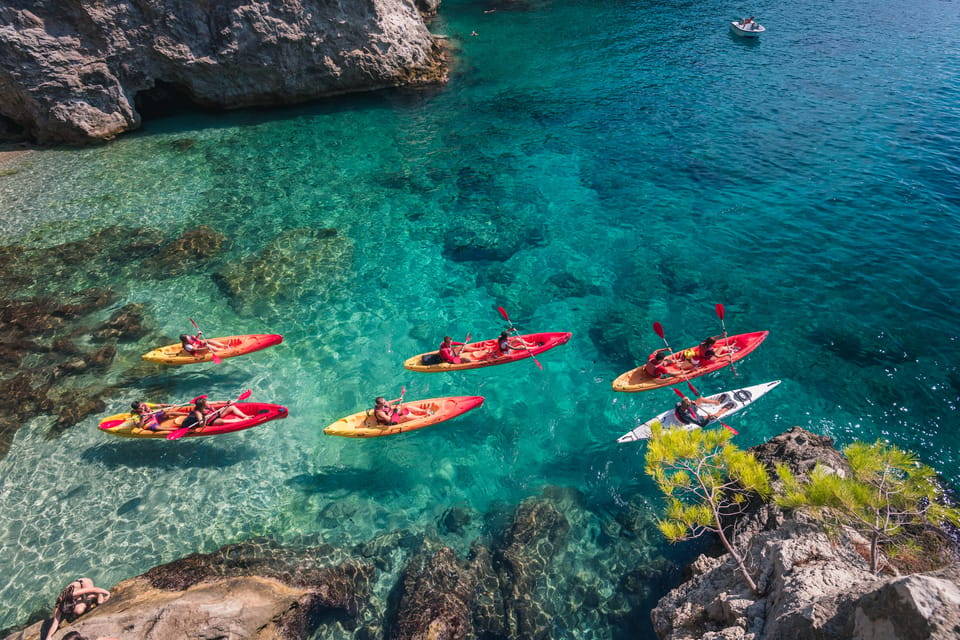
[2,486,674,640]
[0,0,447,144]
[213,227,354,316]
[651,427,960,640]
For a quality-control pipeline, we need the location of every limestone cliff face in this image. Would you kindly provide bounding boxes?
[0,0,447,144]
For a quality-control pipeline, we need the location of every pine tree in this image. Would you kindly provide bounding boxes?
[645,424,772,593]
[776,440,960,574]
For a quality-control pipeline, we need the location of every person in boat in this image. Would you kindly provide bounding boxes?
[496,330,532,354]
[643,349,672,378]
[130,400,180,432]
[673,396,727,427]
[179,332,227,356]
[180,396,249,431]
[43,578,111,640]
[675,336,729,369]
[373,396,430,425]
[439,336,470,364]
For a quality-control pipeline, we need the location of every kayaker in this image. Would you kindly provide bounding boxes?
[179,332,227,355]
[373,396,429,425]
[496,330,531,354]
[674,396,726,427]
[439,336,470,364]
[643,349,672,378]
[130,401,179,432]
[180,396,249,431]
[43,578,110,640]
[676,336,727,369]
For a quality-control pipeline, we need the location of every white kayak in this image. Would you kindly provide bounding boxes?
[617,380,781,443]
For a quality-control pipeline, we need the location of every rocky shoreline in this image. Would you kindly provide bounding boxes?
[0,0,448,145]
[3,428,957,640]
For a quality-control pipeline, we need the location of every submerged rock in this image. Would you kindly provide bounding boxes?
[213,227,353,316]
[0,0,448,144]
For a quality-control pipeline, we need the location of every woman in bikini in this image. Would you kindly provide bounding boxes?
[43,578,110,640]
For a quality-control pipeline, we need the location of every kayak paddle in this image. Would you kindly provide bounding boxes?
[685,381,738,435]
[189,318,223,364]
[496,306,543,370]
[714,304,736,375]
[166,389,251,440]
[455,333,472,358]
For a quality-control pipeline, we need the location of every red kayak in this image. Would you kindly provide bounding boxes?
[403,332,571,372]
[98,401,288,438]
[612,331,769,392]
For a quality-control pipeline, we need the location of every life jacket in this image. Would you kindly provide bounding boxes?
[439,343,461,364]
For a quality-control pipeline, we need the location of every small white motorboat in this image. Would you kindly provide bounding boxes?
[730,19,765,37]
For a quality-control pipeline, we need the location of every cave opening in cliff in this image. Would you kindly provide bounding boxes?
[134,80,217,119]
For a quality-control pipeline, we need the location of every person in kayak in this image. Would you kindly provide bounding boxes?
[373,396,430,425]
[439,336,470,364]
[180,397,249,431]
[179,332,227,356]
[496,330,532,354]
[43,578,111,640]
[130,400,180,432]
[643,349,672,378]
[675,336,728,369]
[674,396,727,427]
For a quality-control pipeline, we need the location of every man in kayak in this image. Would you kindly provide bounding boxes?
[673,336,730,370]
[674,396,729,427]
[373,396,430,425]
[643,349,672,378]
[180,397,249,431]
[439,336,470,364]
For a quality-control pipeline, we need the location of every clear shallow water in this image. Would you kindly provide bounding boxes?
[1,0,959,634]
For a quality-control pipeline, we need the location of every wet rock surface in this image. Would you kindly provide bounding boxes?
[0,0,447,144]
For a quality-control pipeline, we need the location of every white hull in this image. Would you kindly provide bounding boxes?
[730,21,765,37]
[617,380,781,443]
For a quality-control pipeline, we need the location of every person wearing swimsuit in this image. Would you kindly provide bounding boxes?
[373,396,429,425]
[43,578,110,640]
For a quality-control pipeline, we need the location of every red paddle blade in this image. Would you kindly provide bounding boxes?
[672,387,686,399]
[687,381,701,397]
[211,352,223,364]
[721,422,739,435]
[497,306,510,322]
[715,303,725,320]
[190,318,200,330]
[166,426,190,441]
[653,321,665,339]
[190,394,208,403]
[237,389,252,401]
[100,419,125,430]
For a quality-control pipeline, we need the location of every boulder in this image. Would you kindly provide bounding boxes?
[0,0,447,144]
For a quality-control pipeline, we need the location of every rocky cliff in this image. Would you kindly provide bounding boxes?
[0,0,447,144]
[651,427,960,640]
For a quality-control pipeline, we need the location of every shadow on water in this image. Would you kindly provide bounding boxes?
[80,439,257,469]
[286,461,414,498]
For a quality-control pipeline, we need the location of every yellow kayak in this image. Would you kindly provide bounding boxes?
[323,396,484,438]
[141,334,283,365]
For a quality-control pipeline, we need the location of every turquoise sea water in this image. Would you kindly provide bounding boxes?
[1,0,959,635]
